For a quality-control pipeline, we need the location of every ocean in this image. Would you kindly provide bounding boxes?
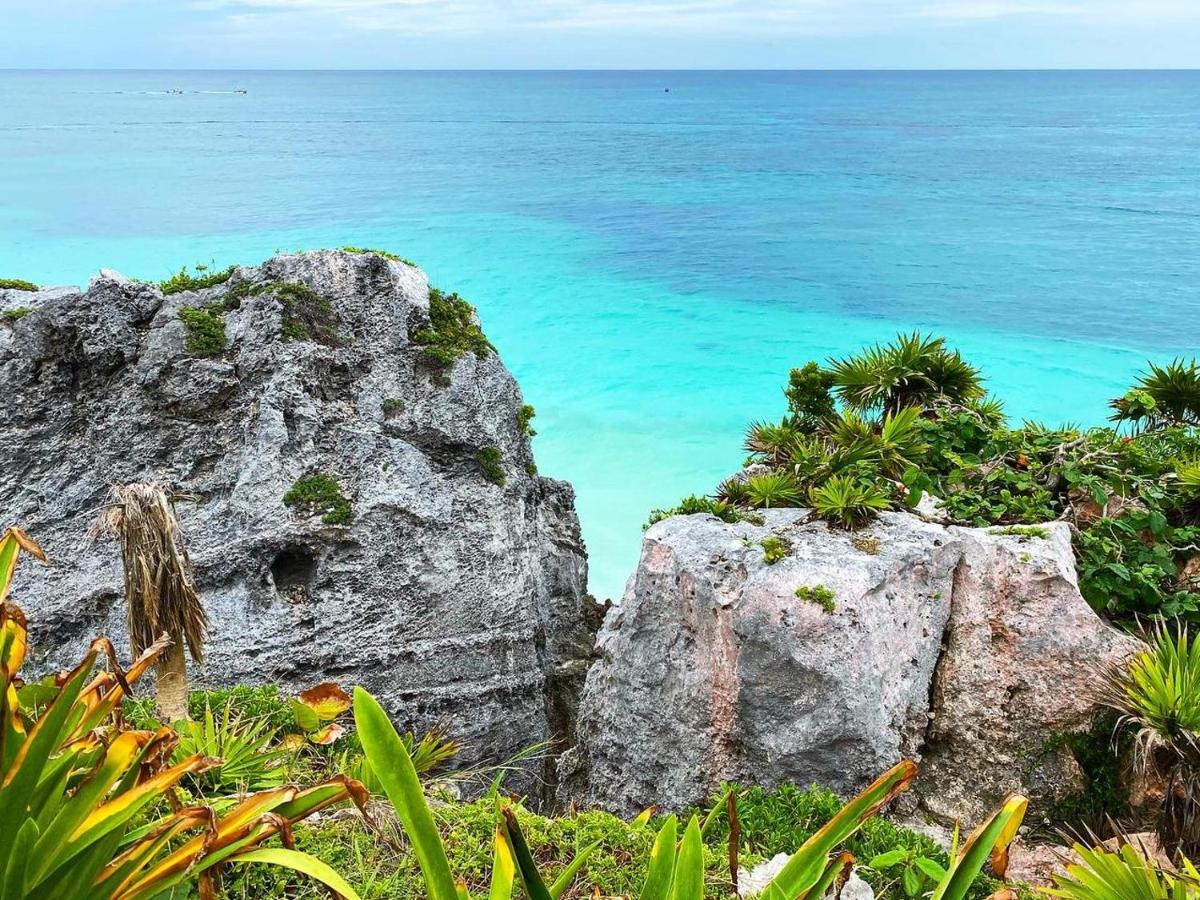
[2,69,1197,599]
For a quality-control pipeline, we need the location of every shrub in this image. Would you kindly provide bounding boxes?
[795,584,836,613]
[517,403,537,437]
[786,361,837,429]
[382,397,403,416]
[160,263,235,295]
[826,331,983,415]
[646,494,742,528]
[284,473,353,524]
[0,278,38,291]
[477,446,506,486]
[1110,358,1200,431]
[3,306,33,321]
[412,287,494,368]
[178,305,227,356]
[268,281,340,345]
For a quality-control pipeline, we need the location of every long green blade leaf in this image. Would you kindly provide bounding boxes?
[233,847,362,900]
[352,688,458,900]
[638,815,678,900]
[670,816,704,900]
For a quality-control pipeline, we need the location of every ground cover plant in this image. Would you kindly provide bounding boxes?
[650,332,1200,625]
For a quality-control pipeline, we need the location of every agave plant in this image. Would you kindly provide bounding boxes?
[0,527,364,900]
[826,332,984,416]
[1110,359,1200,432]
[1044,841,1200,899]
[808,475,891,529]
[1102,621,1200,856]
[745,472,804,509]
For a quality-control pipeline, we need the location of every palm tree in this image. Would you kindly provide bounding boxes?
[92,483,207,721]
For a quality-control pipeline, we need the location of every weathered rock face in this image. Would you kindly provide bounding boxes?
[562,510,1138,822]
[0,251,594,789]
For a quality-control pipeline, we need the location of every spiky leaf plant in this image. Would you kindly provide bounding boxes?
[0,528,365,900]
[170,699,286,792]
[745,472,804,509]
[826,332,984,416]
[1111,359,1200,431]
[91,483,207,721]
[1044,841,1200,899]
[744,420,802,466]
[1103,622,1200,856]
[808,475,891,529]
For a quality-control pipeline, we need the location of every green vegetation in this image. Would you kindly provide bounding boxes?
[649,332,1200,624]
[518,403,537,437]
[989,525,1050,540]
[761,534,791,565]
[264,281,340,345]
[476,446,506,486]
[160,262,235,295]
[0,278,39,291]
[342,246,417,266]
[795,584,836,613]
[382,397,403,416]
[3,306,33,321]
[646,493,742,529]
[412,287,494,368]
[284,473,353,524]
[1042,715,1128,836]
[179,304,228,356]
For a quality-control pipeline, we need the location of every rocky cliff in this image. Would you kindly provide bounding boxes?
[0,250,595,788]
[561,508,1139,823]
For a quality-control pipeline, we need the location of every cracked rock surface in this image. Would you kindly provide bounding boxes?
[0,250,595,793]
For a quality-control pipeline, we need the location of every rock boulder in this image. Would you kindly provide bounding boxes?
[0,250,594,791]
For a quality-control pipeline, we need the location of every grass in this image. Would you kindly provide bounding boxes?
[412,287,494,368]
[0,278,38,292]
[3,306,33,321]
[795,584,836,614]
[342,246,417,266]
[476,446,506,487]
[284,473,353,525]
[160,264,235,295]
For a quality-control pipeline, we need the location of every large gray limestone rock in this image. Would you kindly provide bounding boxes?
[0,250,594,789]
[563,510,1137,822]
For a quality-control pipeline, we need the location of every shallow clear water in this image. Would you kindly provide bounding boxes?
[2,69,1198,599]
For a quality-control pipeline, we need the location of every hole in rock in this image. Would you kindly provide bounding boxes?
[270,547,317,601]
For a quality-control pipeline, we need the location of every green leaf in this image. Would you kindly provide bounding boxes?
[502,807,552,900]
[903,864,921,896]
[233,847,362,900]
[868,849,908,869]
[914,857,948,882]
[352,688,458,900]
[549,840,600,899]
[488,828,515,900]
[638,815,678,900]
[669,816,704,900]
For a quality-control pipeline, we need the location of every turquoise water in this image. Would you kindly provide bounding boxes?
[2,70,1198,599]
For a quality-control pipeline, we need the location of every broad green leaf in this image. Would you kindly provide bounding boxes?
[488,826,515,900]
[930,795,1027,900]
[233,847,362,900]
[352,688,458,900]
[869,849,908,869]
[501,807,552,900]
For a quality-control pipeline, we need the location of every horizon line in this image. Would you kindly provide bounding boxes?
[4,66,1200,73]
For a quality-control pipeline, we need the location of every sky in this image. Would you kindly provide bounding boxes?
[3,0,1200,69]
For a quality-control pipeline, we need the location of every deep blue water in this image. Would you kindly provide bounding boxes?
[2,70,1198,598]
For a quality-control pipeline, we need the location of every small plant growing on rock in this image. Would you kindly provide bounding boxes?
[477,446,506,486]
[268,281,340,345]
[747,472,804,509]
[160,262,235,295]
[795,584,836,614]
[0,278,38,291]
[412,287,494,368]
[382,397,403,417]
[178,305,227,356]
[518,403,537,437]
[761,534,791,565]
[645,494,741,529]
[809,475,889,529]
[3,306,33,321]
[342,246,416,266]
[990,525,1049,541]
[284,473,353,524]
[852,534,881,555]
